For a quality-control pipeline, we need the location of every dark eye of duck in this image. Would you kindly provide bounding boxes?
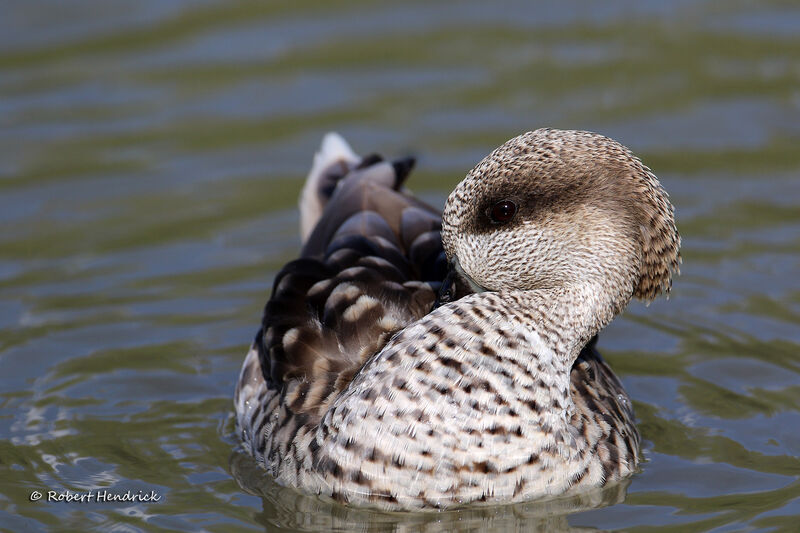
[488,200,517,224]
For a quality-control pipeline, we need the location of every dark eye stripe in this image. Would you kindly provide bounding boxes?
[489,200,517,224]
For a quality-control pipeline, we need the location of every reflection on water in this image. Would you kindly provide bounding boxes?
[2,0,800,531]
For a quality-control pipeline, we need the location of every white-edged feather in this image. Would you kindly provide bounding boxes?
[300,132,360,242]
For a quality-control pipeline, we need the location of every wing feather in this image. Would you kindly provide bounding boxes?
[257,148,444,420]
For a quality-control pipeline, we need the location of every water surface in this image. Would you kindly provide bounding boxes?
[2,1,800,531]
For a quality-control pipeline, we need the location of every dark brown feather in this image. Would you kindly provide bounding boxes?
[257,157,446,420]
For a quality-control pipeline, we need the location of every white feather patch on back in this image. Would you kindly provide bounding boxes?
[300,132,360,242]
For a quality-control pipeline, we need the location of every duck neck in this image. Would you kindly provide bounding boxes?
[442,287,620,439]
[498,280,631,362]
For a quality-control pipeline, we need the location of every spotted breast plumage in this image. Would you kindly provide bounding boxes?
[234,129,680,510]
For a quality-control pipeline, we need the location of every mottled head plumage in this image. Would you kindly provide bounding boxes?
[442,128,680,304]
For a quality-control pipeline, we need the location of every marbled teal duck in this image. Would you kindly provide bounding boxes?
[235,129,680,509]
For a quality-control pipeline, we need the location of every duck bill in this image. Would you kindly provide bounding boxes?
[434,257,486,309]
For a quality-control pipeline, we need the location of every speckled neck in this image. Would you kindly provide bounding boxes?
[498,278,634,362]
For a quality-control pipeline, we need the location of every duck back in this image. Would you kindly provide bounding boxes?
[237,137,449,455]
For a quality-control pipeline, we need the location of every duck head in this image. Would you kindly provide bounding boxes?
[440,128,680,326]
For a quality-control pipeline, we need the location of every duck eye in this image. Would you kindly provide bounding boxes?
[489,200,517,224]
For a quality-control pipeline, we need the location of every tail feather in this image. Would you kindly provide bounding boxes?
[299,133,360,242]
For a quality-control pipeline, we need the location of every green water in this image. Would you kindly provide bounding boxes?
[2,1,799,531]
